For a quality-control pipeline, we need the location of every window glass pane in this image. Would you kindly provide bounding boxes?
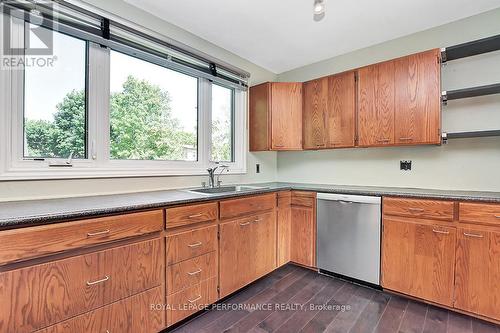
[24,26,87,159]
[109,50,198,161]
[211,84,233,162]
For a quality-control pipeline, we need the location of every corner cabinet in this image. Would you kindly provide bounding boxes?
[358,49,441,147]
[303,71,356,149]
[249,82,303,151]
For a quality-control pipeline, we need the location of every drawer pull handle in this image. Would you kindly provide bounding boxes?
[253,218,262,223]
[399,137,413,141]
[495,215,500,218]
[316,144,326,147]
[188,241,202,248]
[408,208,424,212]
[188,295,202,303]
[87,229,110,237]
[188,268,202,276]
[377,138,390,143]
[464,232,484,238]
[274,144,285,148]
[432,229,449,235]
[86,275,109,286]
[239,221,251,226]
[188,213,204,218]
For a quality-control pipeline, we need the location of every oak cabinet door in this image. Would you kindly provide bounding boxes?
[252,211,277,279]
[290,206,316,267]
[455,228,500,320]
[303,78,328,149]
[219,218,253,298]
[277,192,292,266]
[358,61,395,146]
[249,83,271,151]
[270,82,303,150]
[327,71,356,148]
[395,49,441,145]
[381,219,456,306]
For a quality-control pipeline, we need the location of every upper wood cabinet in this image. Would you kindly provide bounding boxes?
[303,77,328,149]
[358,60,396,146]
[358,49,441,147]
[303,71,356,149]
[327,71,356,148]
[249,82,302,151]
[394,50,441,145]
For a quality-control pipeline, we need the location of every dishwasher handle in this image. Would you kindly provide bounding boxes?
[317,192,381,205]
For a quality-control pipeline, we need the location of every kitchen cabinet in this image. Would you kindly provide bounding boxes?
[249,82,302,151]
[394,49,441,145]
[454,227,500,320]
[327,71,356,148]
[219,211,276,298]
[290,191,316,268]
[358,60,395,146]
[358,49,441,147]
[303,77,328,149]
[277,191,292,266]
[303,71,356,149]
[381,218,456,306]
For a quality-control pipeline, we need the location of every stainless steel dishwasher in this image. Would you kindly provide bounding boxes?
[317,193,381,286]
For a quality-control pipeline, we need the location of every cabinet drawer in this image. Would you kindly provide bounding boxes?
[219,194,276,219]
[277,191,292,208]
[166,277,218,327]
[383,197,454,221]
[0,210,163,265]
[459,202,500,226]
[36,287,164,333]
[166,202,218,229]
[166,251,217,295]
[291,191,315,208]
[0,238,162,333]
[166,225,217,265]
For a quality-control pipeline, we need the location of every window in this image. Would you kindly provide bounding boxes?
[109,50,198,161]
[0,8,247,180]
[23,26,87,159]
[211,84,234,162]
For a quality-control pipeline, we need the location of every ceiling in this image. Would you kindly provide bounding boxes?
[124,0,500,73]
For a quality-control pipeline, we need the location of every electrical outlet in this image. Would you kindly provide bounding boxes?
[400,160,412,171]
[256,164,260,173]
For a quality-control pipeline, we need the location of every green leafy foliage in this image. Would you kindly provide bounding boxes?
[25,76,204,161]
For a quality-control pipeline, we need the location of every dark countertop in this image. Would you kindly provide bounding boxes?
[1,182,500,230]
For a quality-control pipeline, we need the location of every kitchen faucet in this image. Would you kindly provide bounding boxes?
[207,163,229,188]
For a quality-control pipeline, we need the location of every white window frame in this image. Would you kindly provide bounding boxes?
[0,13,247,180]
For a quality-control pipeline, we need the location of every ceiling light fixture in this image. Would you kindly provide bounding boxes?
[313,0,326,21]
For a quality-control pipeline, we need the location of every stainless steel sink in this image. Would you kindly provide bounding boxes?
[188,185,267,195]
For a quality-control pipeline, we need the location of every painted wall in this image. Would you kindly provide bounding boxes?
[0,0,277,201]
[277,8,500,191]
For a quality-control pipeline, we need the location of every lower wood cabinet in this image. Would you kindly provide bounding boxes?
[36,287,164,333]
[219,211,276,298]
[0,238,163,333]
[166,277,218,327]
[290,192,316,268]
[381,218,456,306]
[454,227,500,320]
[277,191,292,266]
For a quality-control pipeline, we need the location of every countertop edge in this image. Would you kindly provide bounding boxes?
[2,183,500,230]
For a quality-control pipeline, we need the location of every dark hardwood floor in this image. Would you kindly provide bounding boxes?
[171,264,500,333]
